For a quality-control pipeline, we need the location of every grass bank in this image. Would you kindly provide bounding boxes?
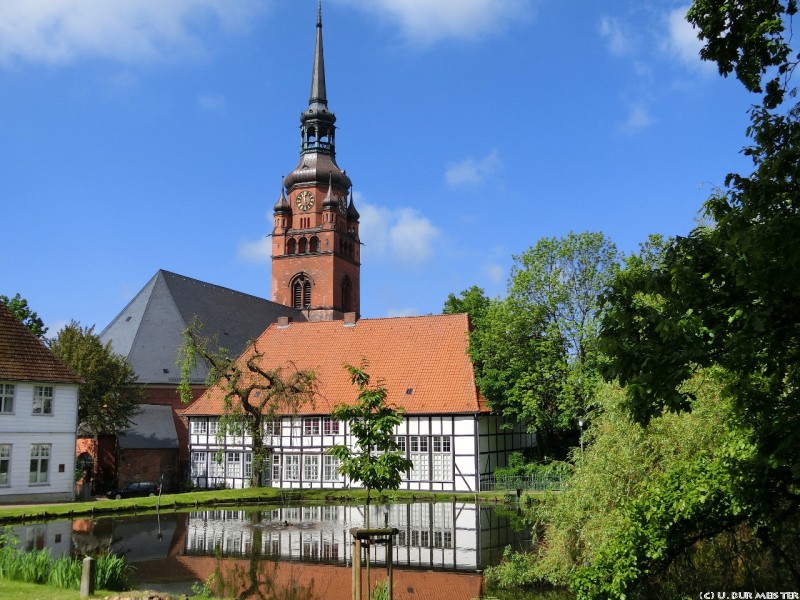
[0,488,545,525]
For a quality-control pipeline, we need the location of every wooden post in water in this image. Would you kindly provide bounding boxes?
[352,537,362,600]
[350,527,399,600]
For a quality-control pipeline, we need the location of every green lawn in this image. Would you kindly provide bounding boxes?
[0,579,132,600]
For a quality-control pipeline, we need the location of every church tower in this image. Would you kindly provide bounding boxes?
[271,2,360,322]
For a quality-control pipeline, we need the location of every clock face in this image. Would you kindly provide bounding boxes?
[296,190,315,211]
[337,195,348,215]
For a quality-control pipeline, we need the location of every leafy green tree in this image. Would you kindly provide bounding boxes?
[178,319,315,488]
[446,233,619,458]
[328,361,413,508]
[0,293,47,339]
[49,322,143,435]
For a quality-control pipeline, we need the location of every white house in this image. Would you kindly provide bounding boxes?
[0,303,81,503]
[183,314,534,492]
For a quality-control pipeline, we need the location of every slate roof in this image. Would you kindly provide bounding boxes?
[100,270,306,385]
[117,404,179,450]
[184,313,488,417]
[0,303,81,384]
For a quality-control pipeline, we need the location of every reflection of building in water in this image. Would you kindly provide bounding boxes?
[184,502,525,572]
[9,521,73,559]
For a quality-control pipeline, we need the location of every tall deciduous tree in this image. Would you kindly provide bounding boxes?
[591,0,800,595]
[0,293,47,339]
[178,319,315,488]
[49,322,143,435]
[445,233,619,459]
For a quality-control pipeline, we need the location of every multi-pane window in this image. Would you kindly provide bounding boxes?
[244,453,252,480]
[410,436,429,481]
[304,455,320,481]
[303,417,321,435]
[32,386,53,415]
[29,444,50,484]
[323,418,340,435]
[0,445,10,485]
[209,455,224,478]
[191,452,207,477]
[208,420,219,438]
[227,452,241,477]
[284,455,300,480]
[272,455,281,481]
[432,436,453,481]
[323,455,341,482]
[191,420,207,435]
[264,419,281,436]
[1,384,14,413]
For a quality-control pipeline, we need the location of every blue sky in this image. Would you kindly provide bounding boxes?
[1,0,757,335]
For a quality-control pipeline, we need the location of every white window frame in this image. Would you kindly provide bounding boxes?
[32,386,53,416]
[191,420,207,435]
[0,444,10,486]
[209,454,224,478]
[191,452,207,478]
[410,435,429,481]
[284,455,300,480]
[323,418,340,435]
[226,452,242,478]
[0,384,14,414]
[432,435,453,481]
[303,455,320,481]
[323,455,341,482]
[244,453,252,480]
[303,417,320,436]
[272,454,281,481]
[208,419,219,438]
[29,444,50,485]
[264,419,281,436]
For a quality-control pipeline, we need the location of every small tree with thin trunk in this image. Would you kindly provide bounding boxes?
[178,318,316,488]
[328,361,413,509]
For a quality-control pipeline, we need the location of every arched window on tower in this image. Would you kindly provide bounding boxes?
[287,239,297,255]
[292,275,312,310]
[310,236,319,253]
[299,238,308,254]
[341,277,353,313]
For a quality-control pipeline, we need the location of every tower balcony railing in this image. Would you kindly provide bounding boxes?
[302,141,333,153]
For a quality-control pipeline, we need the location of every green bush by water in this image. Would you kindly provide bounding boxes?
[0,527,132,591]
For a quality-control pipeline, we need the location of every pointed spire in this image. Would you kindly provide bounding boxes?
[273,177,290,214]
[309,0,327,109]
[347,186,360,220]
[323,171,337,209]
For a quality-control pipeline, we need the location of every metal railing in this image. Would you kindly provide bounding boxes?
[480,473,566,492]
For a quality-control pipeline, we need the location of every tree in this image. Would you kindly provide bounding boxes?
[328,361,413,508]
[446,232,620,459]
[589,1,800,594]
[49,322,143,435]
[178,319,315,488]
[0,293,47,339]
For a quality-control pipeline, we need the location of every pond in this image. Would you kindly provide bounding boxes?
[10,501,571,599]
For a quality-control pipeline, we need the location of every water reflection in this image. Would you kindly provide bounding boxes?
[10,502,534,598]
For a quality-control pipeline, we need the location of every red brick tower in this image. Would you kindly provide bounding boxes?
[271,3,360,322]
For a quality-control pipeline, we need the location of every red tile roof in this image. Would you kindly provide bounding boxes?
[0,303,81,383]
[184,314,488,417]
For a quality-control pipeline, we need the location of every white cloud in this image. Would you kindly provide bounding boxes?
[237,236,272,263]
[445,150,503,187]
[359,201,441,265]
[198,93,226,111]
[0,0,265,66]
[483,263,506,286]
[620,103,654,133]
[664,6,714,73]
[340,0,532,45]
[598,16,630,57]
[386,307,418,318]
